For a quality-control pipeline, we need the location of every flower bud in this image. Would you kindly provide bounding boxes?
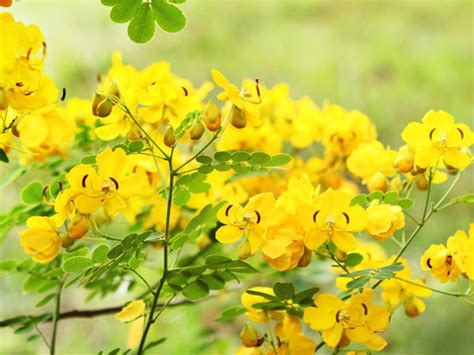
[204,100,221,132]
[389,175,403,192]
[367,171,387,192]
[231,107,246,129]
[404,299,422,317]
[0,0,13,8]
[196,234,212,249]
[163,126,176,147]
[61,235,75,248]
[189,121,205,140]
[394,146,414,173]
[237,240,251,260]
[240,324,260,347]
[0,87,9,110]
[335,249,347,262]
[415,174,428,191]
[68,214,89,240]
[92,92,113,117]
[298,247,312,267]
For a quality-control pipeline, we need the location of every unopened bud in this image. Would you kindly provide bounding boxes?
[240,324,260,348]
[189,121,205,140]
[298,247,312,267]
[68,214,89,240]
[163,126,176,147]
[231,107,246,129]
[61,235,75,248]
[237,240,251,260]
[389,175,403,192]
[415,174,428,191]
[92,92,113,117]
[394,146,414,173]
[196,234,212,249]
[204,100,221,132]
[367,171,387,192]
[404,299,422,317]
[335,249,347,262]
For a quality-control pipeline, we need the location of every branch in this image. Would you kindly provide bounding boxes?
[0,300,193,328]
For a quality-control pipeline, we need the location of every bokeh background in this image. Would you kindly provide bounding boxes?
[1,0,473,354]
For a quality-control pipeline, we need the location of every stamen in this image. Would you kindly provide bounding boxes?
[60,88,67,102]
[182,87,188,96]
[42,185,49,200]
[82,174,89,188]
[361,303,368,315]
[109,177,119,190]
[254,210,261,224]
[445,255,453,265]
[426,258,432,269]
[225,204,233,217]
[457,127,464,139]
[343,212,350,224]
[429,128,436,140]
[335,310,341,322]
[313,211,320,223]
[16,82,24,87]
[255,78,261,98]
[26,48,32,61]
[57,180,63,193]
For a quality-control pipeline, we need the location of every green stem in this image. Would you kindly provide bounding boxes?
[50,280,64,355]
[127,267,156,296]
[393,276,472,298]
[174,131,220,173]
[137,148,175,355]
[315,341,326,352]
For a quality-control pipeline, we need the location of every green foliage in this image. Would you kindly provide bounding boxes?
[196,151,292,175]
[345,253,363,267]
[102,0,186,43]
[0,148,8,163]
[173,173,211,206]
[20,181,44,205]
[215,307,246,322]
[340,263,405,289]
[398,198,415,209]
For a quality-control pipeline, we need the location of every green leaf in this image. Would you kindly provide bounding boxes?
[37,279,60,294]
[0,148,8,163]
[398,198,414,209]
[381,262,404,273]
[144,337,166,351]
[232,151,250,162]
[273,282,295,300]
[351,194,369,206]
[206,255,232,265]
[128,3,156,44]
[129,140,144,153]
[248,152,271,165]
[338,268,373,278]
[232,163,250,174]
[80,155,96,164]
[197,165,214,174]
[264,154,291,167]
[252,301,287,310]
[215,307,246,322]
[196,155,212,164]
[27,334,40,342]
[173,188,191,206]
[458,193,474,206]
[20,181,44,204]
[101,0,119,5]
[214,151,232,162]
[245,290,277,300]
[346,275,371,289]
[0,166,26,188]
[92,245,110,264]
[35,293,57,307]
[110,0,141,23]
[182,280,209,300]
[107,244,124,259]
[0,259,17,273]
[368,191,384,201]
[62,256,94,273]
[23,275,45,293]
[151,0,186,33]
[200,274,225,290]
[383,191,399,204]
[292,287,320,305]
[345,253,363,267]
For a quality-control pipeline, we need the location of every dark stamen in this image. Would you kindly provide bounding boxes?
[255,78,261,98]
[225,204,233,217]
[182,87,188,96]
[429,128,436,140]
[57,180,63,193]
[255,210,261,224]
[313,211,320,223]
[361,303,368,315]
[42,185,49,200]
[343,212,350,224]
[426,258,432,269]
[335,310,341,322]
[82,174,88,188]
[60,88,67,102]
[16,82,24,87]
[109,177,119,190]
[446,255,453,265]
[457,127,464,139]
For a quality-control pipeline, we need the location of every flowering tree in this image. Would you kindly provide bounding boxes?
[1,9,473,355]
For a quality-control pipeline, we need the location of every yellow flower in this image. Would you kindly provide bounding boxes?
[381,258,431,317]
[420,244,461,283]
[216,193,276,254]
[303,289,390,350]
[401,110,473,170]
[421,224,474,282]
[115,300,146,323]
[365,200,405,241]
[241,287,280,323]
[212,69,262,127]
[347,141,397,192]
[66,147,149,216]
[274,315,317,355]
[19,216,60,263]
[305,188,367,252]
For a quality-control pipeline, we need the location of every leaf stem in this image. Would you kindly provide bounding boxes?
[50,279,64,355]
[393,276,472,298]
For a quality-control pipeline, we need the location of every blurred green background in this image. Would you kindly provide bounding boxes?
[1,0,473,354]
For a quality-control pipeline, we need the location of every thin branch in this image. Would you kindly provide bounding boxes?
[393,276,473,298]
